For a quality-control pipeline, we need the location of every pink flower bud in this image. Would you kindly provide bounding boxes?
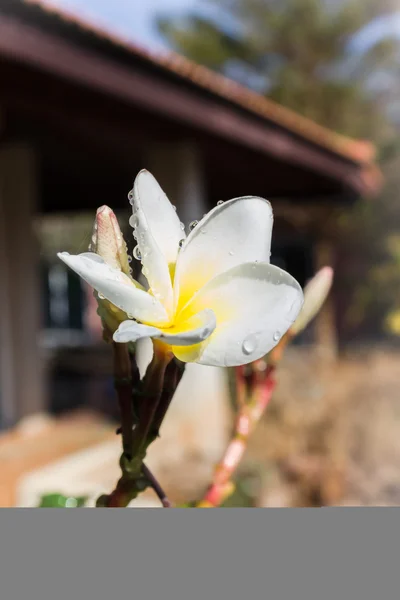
[91,206,130,276]
[90,206,131,336]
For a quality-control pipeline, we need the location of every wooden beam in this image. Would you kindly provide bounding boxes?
[0,14,370,195]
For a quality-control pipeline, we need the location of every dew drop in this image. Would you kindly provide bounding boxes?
[178,239,185,249]
[201,229,207,234]
[128,190,134,203]
[189,220,198,231]
[273,331,281,342]
[127,255,132,263]
[180,222,185,231]
[242,334,258,355]
[98,293,105,300]
[133,245,142,260]
[129,215,138,228]
[217,200,224,206]
[127,313,134,319]
[172,205,177,211]
[229,250,234,256]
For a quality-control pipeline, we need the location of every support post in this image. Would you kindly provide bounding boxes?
[0,143,46,426]
[145,140,207,224]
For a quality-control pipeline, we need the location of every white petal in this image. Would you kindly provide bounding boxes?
[58,252,169,325]
[113,320,160,343]
[113,309,216,346]
[173,196,273,312]
[132,170,185,265]
[135,337,154,379]
[130,170,185,314]
[173,263,303,367]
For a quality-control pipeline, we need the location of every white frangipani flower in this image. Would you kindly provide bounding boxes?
[58,170,303,367]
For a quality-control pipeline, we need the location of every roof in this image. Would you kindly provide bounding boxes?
[0,0,382,196]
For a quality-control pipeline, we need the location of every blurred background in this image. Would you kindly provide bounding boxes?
[0,0,400,507]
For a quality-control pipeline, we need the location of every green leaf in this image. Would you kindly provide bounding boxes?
[37,493,88,508]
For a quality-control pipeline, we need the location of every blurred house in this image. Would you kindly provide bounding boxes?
[0,0,381,428]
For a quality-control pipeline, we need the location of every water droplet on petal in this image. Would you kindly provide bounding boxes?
[189,220,198,231]
[129,215,138,228]
[217,200,224,206]
[127,313,133,319]
[127,255,132,263]
[180,222,185,231]
[172,205,177,211]
[178,239,185,249]
[229,250,234,256]
[201,229,207,234]
[133,245,142,260]
[242,334,258,355]
[273,331,281,342]
[128,190,134,203]
[98,293,105,300]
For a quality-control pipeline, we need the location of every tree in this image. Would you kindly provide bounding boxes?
[158,0,400,340]
[158,0,400,142]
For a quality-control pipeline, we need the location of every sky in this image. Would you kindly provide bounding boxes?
[48,0,400,53]
[48,0,202,51]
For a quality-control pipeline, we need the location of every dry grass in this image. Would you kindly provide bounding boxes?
[247,346,400,506]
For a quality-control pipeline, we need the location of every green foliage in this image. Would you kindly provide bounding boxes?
[158,0,400,141]
[38,493,88,507]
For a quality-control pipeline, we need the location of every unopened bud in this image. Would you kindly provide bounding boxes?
[90,206,132,337]
[291,266,333,335]
[91,205,130,276]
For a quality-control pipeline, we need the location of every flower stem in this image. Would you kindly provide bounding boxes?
[197,363,276,508]
[142,463,172,507]
[149,358,185,439]
[129,342,173,460]
[112,342,135,458]
[97,341,174,507]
